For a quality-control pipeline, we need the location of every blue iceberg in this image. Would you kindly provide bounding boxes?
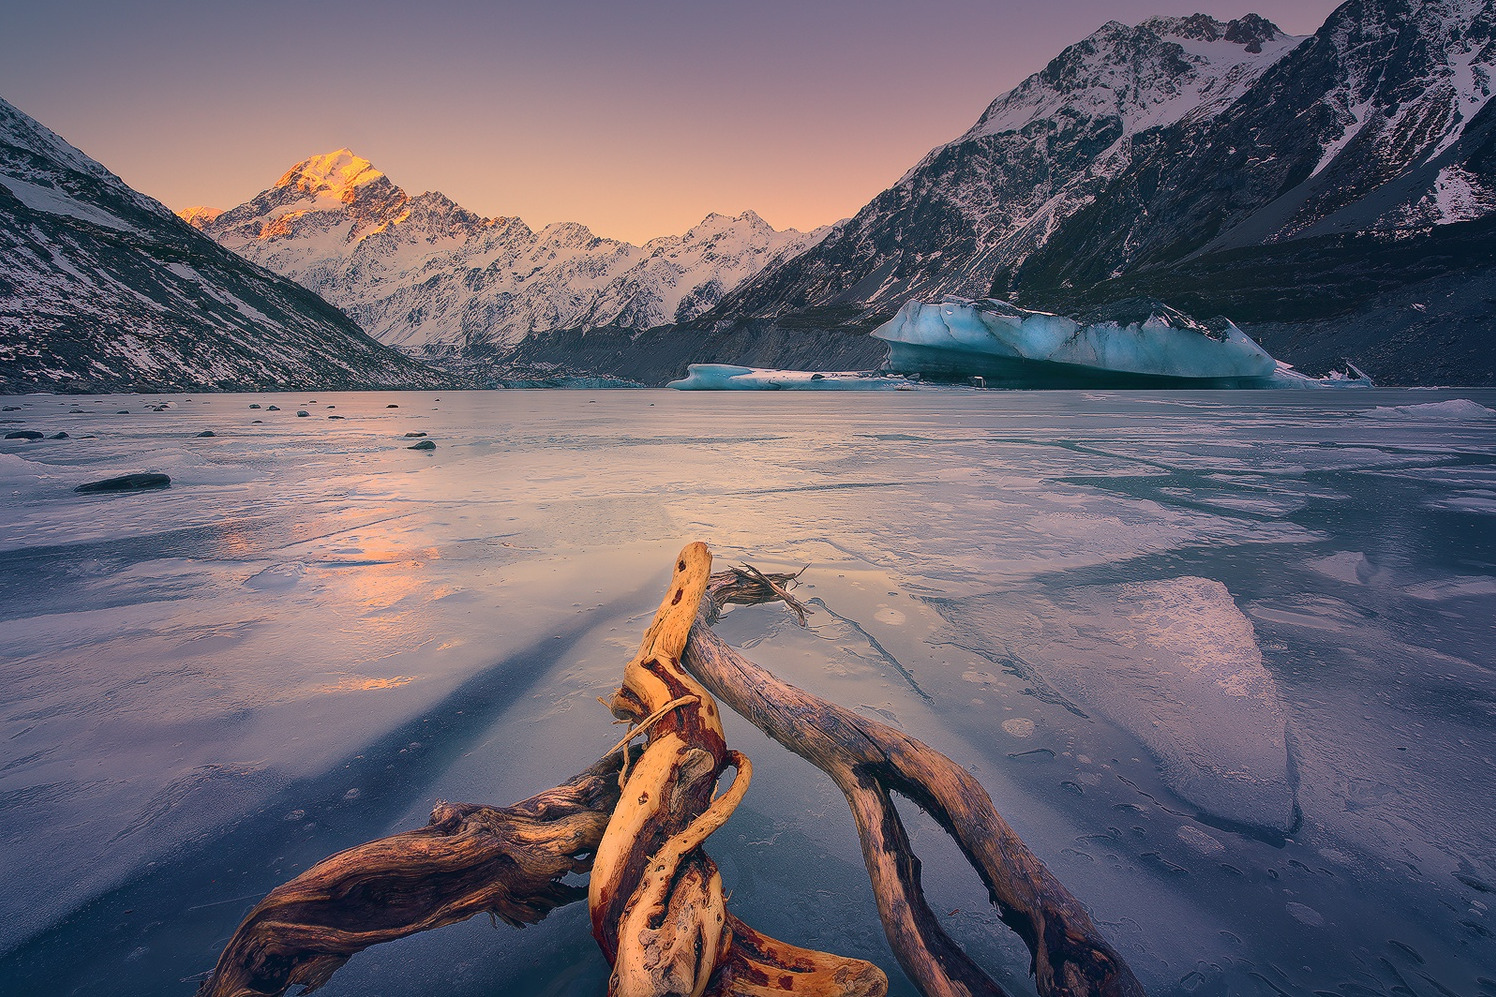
[873,296,1371,389]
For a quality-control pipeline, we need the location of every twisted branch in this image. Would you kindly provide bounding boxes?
[691,568,1144,997]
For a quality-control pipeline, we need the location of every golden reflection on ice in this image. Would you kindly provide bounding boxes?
[314,675,416,694]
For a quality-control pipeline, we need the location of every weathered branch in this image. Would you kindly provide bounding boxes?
[590,542,886,997]
[690,569,1145,997]
[197,752,629,997]
[200,549,1141,997]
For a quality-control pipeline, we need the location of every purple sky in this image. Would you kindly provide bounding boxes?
[2,0,1346,243]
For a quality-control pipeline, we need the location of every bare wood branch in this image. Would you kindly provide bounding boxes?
[197,752,628,997]
[590,543,886,997]
[688,570,1146,997]
[199,548,1140,997]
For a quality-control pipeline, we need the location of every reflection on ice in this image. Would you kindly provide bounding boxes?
[1,387,1494,997]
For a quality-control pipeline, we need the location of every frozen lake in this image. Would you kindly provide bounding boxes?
[2,387,1494,997]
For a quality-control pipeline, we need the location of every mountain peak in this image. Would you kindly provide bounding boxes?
[275,149,385,197]
[177,205,222,229]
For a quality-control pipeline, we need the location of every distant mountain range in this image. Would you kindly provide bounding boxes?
[524,0,1496,386]
[183,152,827,359]
[4,0,1494,390]
[0,99,448,393]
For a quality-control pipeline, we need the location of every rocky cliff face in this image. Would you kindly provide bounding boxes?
[1017,0,1496,288]
[0,102,450,393]
[189,153,827,355]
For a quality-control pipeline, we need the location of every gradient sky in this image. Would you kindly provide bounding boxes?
[3,0,1346,244]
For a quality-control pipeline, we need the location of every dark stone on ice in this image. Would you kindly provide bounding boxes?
[70,409,84,414]
[74,472,171,494]
[404,431,427,437]
[267,405,281,411]
[250,403,261,409]
[407,439,436,450]
[2,405,20,411]
[328,415,345,419]
[196,430,216,437]
[252,419,262,424]
[117,410,130,414]
[6,430,43,440]
[50,432,69,439]
[296,410,309,417]
[386,403,399,408]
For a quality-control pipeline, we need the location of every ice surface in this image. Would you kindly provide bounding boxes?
[668,364,919,390]
[2,387,1494,997]
[939,577,1294,833]
[873,297,1320,388]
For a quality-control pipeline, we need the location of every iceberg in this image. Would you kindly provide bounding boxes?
[668,364,920,390]
[872,296,1371,389]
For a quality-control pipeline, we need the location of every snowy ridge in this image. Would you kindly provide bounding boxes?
[192,156,828,352]
[0,98,448,392]
[954,15,1300,151]
[716,14,1306,319]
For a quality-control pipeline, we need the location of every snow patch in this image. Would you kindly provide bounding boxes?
[0,172,139,234]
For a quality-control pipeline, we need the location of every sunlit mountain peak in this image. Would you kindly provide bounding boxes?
[177,204,222,228]
[275,149,385,196]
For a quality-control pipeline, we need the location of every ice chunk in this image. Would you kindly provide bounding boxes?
[1363,399,1496,420]
[1268,360,1373,388]
[669,363,919,390]
[873,296,1363,388]
[943,577,1295,833]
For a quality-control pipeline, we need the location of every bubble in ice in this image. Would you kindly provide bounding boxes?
[1001,717,1036,738]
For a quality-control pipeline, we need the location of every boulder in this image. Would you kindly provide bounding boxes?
[74,472,171,494]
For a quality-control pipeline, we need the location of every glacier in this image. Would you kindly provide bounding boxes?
[872,296,1373,388]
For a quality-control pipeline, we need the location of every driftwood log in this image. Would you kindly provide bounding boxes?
[197,753,631,997]
[695,568,1144,997]
[589,541,885,997]
[198,543,1144,997]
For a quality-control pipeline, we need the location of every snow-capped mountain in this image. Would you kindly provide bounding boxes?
[1018,0,1496,287]
[713,14,1306,318]
[691,1,1496,385]
[0,100,449,392]
[187,152,828,354]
